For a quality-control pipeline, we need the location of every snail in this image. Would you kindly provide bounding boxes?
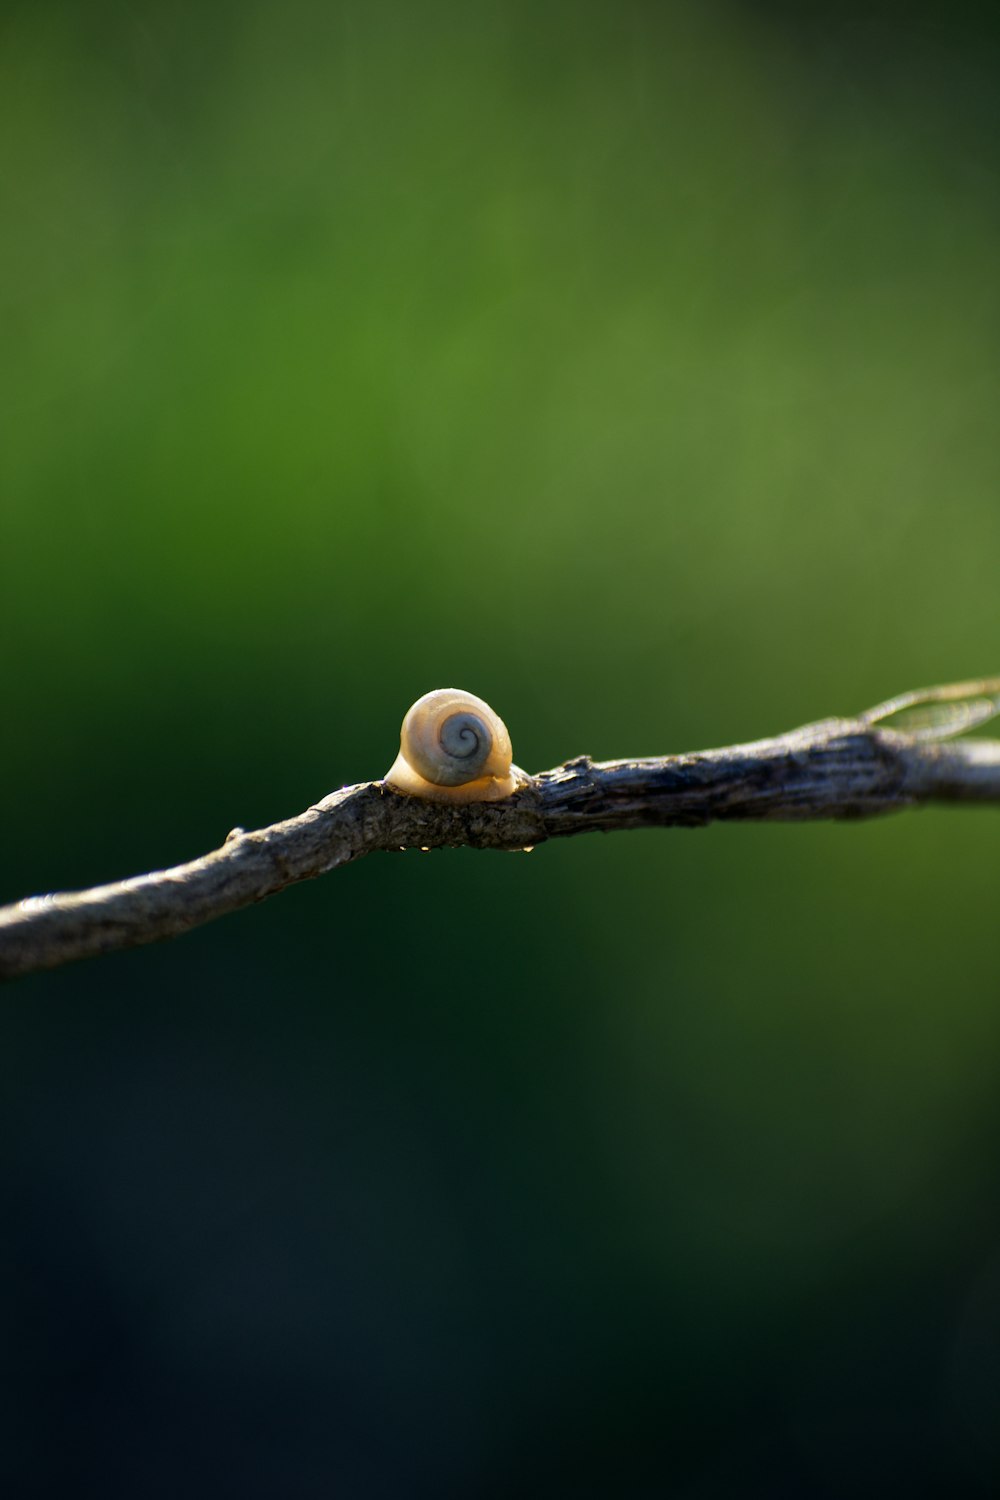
[384,689,524,803]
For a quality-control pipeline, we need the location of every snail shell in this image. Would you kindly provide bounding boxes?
[384,689,522,803]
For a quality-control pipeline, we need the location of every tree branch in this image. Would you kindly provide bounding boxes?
[3,681,1000,981]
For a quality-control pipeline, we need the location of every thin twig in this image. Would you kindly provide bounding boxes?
[3,680,1000,981]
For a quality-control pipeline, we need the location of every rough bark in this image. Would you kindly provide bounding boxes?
[2,682,999,981]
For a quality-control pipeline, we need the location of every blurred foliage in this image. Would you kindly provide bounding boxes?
[2,0,1000,1493]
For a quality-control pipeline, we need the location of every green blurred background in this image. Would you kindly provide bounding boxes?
[3,0,1000,1493]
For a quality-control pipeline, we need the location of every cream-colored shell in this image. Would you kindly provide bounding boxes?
[384,689,522,803]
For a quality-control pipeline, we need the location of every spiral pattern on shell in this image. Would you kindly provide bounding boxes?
[402,691,509,786]
[385,689,519,802]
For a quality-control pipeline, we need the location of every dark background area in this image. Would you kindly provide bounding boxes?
[2,1,1000,1493]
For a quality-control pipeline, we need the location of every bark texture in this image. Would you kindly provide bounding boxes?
[2,684,999,981]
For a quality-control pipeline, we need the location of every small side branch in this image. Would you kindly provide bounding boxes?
[2,684,1000,981]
